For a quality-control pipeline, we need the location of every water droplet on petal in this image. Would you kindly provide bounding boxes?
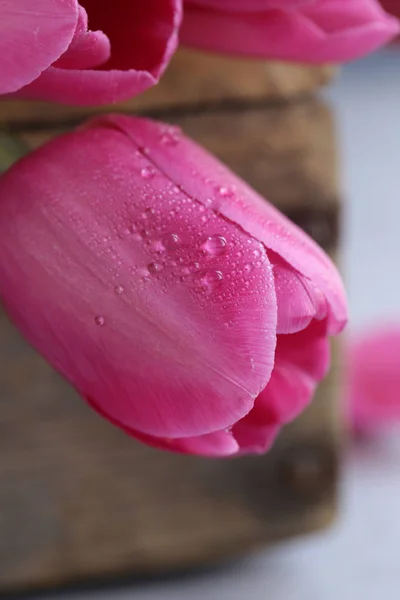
[120,227,131,238]
[142,207,155,219]
[160,125,181,146]
[163,233,180,249]
[216,185,236,198]
[148,262,163,274]
[140,166,156,179]
[253,249,261,258]
[244,262,253,273]
[201,269,224,291]
[94,315,105,326]
[151,240,166,254]
[114,285,124,295]
[202,235,227,256]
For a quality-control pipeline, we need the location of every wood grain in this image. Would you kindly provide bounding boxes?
[0,48,335,129]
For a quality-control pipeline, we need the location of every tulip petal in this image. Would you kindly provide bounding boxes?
[270,251,327,335]
[188,1,311,11]
[110,115,346,335]
[231,407,280,454]
[54,5,111,70]
[0,121,277,439]
[267,319,330,423]
[346,325,400,431]
[231,320,329,454]
[181,0,400,62]
[14,0,182,105]
[0,0,78,94]
[85,395,240,456]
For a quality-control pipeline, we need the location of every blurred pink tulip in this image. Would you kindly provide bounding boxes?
[346,326,400,434]
[380,0,400,39]
[181,0,400,62]
[0,115,347,457]
[1,0,181,105]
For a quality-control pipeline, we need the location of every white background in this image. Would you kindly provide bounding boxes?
[47,51,400,600]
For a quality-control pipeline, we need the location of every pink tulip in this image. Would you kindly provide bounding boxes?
[379,0,400,40]
[346,326,400,434]
[0,115,347,457]
[181,0,400,62]
[1,0,181,105]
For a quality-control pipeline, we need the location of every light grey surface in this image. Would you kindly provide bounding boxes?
[44,51,400,599]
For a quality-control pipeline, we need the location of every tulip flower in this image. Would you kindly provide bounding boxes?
[181,0,400,63]
[0,0,181,105]
[379,0,400,39]
[346,326,400,434]
[0,115,347,457]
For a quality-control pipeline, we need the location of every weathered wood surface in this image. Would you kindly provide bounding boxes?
[0,53,342,594]
[0,48,335,128]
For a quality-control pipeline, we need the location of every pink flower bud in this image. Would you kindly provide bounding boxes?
[1,1,181,105]
[0,115,347,456]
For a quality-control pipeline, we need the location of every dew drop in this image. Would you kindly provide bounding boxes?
[160,125,181,146]
[191,262,201,272]
[94,315,105,326]
[140,166,156,179]
[120,227,131,238]
[163,232,180,249]
[253,249,261,258]
[244,262,254,272]
[114,285,124,295]
[202,235,227,256]
[201,269,224,290]
[216,184,236,198]
[151,240,166,254]
[142,207,155,219]
[148,262,163,274]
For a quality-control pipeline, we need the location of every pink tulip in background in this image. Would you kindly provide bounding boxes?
[0,0,181,105]
[181,0,400,62]
[380,0,400,38]
[346,326,400,434]
[0,115,347,457]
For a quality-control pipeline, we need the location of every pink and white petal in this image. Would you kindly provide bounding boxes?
[14,0,182,104]
[54,5,110,70]
[0,0,78,94]
[180,1,399,62]
[108,115,347,335]
[0,122,277,440]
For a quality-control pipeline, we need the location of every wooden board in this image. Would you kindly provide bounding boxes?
[0,48,335,128]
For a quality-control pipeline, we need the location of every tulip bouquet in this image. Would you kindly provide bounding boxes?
[0,0,398,458]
